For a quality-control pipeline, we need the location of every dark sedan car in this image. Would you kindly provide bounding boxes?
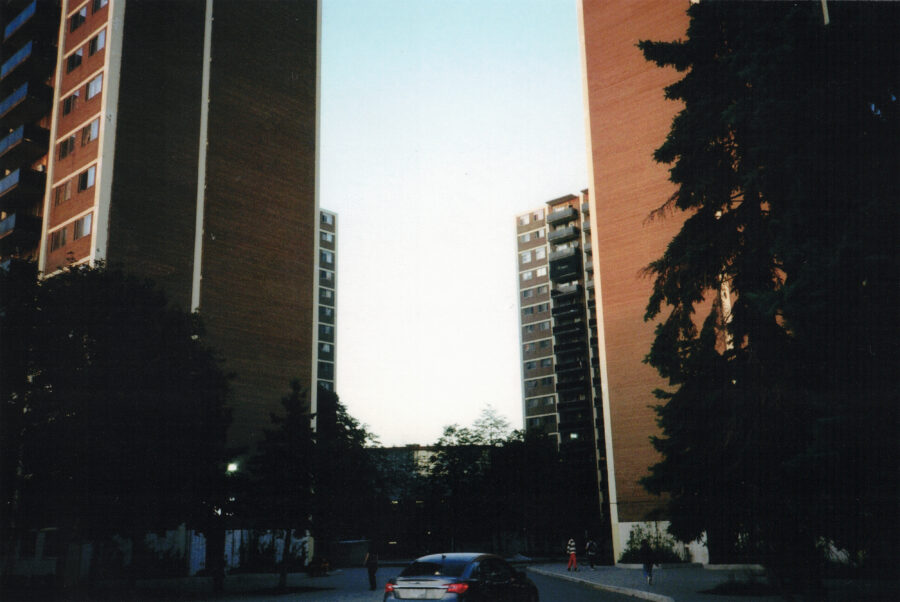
[384,553,539,601]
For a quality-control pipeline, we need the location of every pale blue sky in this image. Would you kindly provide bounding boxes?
[320,0,588,446]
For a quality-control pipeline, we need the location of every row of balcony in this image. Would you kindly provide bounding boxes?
[0,124,48,171]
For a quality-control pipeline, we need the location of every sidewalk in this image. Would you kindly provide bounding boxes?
[527,563,782,602]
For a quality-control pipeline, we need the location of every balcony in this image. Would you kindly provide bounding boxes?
[582,220,591,234]
[0,212,40,255]
[545,206,577,225]
[550,254,581,282]
[548,225,578,244]
[4,1,58,49]
[0,81,52,125]
[0,168,45,210]
[0,123,48,171]
[551,302,581,319]
[549,245,577,262]
[1,40,56,95]
[551,282,582,298]
[581,202,589,214]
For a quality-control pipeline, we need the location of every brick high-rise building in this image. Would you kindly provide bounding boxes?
[21,0,322,450]
[1,0,61,266]
[578,0,706,562]
[516,191,610,538]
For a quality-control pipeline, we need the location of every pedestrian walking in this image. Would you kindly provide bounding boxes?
[364,547,379,591]
[566,538,578,572]
[640,539,655,585]
[585,537,599,569]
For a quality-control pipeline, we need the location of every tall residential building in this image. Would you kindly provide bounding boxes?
[578,0,703,562]
[27,0,321,451]
[1,0,61,266]
[316,209,336,392]
[516,191,610,538]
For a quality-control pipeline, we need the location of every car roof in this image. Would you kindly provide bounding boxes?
[412,553,495,563]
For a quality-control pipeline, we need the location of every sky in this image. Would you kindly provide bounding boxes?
[319,0,588,447]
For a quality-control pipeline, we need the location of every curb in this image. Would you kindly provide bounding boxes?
[527,567,674,602]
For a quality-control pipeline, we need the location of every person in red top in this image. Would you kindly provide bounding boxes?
[566,538,578,571]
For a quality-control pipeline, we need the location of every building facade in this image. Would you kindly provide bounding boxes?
[316,209,336,392]
[516,191,610,539]
[24,0,322,450]
[1,0,61,267]
[578,0,708,562]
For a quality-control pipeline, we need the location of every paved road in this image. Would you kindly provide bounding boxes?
[212,567,637,601]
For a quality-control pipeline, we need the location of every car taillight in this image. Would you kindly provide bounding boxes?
[384,582,395,593]
[446,583,469,594]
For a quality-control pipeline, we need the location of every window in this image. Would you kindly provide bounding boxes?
[320,287,333,300]
[540,358,552,368]
[70,7,87,32]
[54,181,72,205]
[58,135,76,160]
[536,266,547,277]
[537,285,548,294]
[77,166,95,191]
[539,340,551,350]
[538,321,551,331]
[93,0,108,12]
[523,343,535,353]
[66,48,83,72]
[519,232,530,243]
[535,230,545,239]
[89,30,106,55]
[321,212,334,225]
[518,215,529,226]
[524,361,535,370]
[521,271,533,282]
[50,228,67,251]
[522,289,534,300]
[62,90,80,115]
[73,213,92,240]
[319,269,333,283]
[320,250,334,265]
[520,251,532,264]
[320,231,334,243]
[535,247,546,260]
[87,74,103,99]
[533,210,544,220]
[81,119,99,145]
[522,307,534,316]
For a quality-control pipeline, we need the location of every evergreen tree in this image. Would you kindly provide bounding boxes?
[638,1,899,589]
[243,380,314,590]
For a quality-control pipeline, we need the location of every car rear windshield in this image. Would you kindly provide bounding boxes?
[400,559,468,578]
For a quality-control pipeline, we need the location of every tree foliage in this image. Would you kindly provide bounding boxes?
[1,262,231,549]
[638,0,899,582]
[313,387,383,543]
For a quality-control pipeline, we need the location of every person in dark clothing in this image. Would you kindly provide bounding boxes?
[364,548,379,590]
[585,537,599,569]
[640,539,655,585]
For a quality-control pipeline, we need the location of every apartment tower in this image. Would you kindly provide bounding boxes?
[26,0,321,451]
[316,209,336,392]
[1,0,61,266]
[578,0,700,561]
[516,191,610,540]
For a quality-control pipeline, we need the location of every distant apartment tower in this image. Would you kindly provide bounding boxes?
[516,192,609,532]
[25,0,321,450]
[1,0,61,266]
[316,209,336,392]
